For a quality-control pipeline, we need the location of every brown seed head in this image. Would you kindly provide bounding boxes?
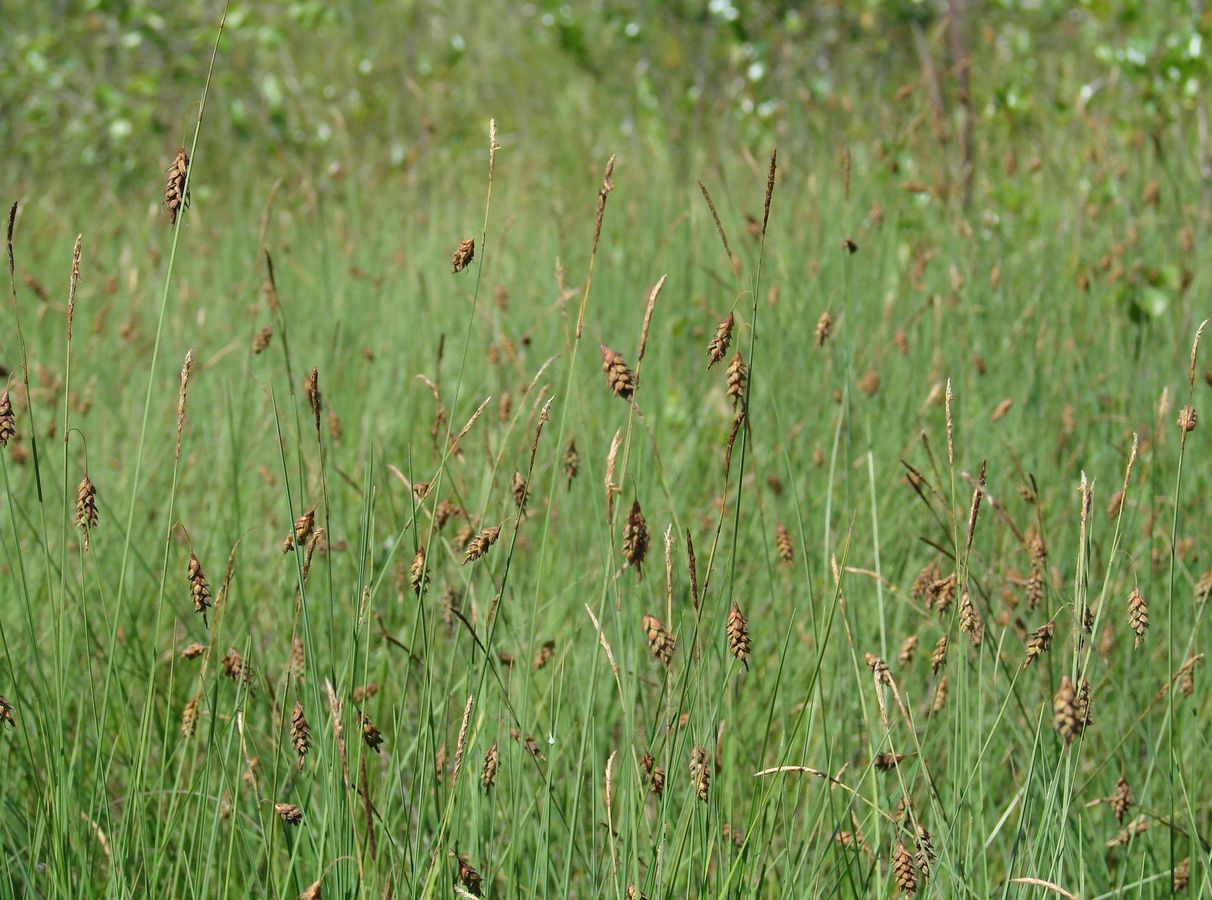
[1127,586,1148,647]
[641,614,675,668]
[1111,774,1132,824]
[1105,813,1148,848]
[164,148,190,225]
[898,634,919,665]
[775,523,793,564]
[291,702,311,769]
[0,391,16,446]
[892,841,919,894]
[455,855,483,896]
[304,368,322,435]
[299,880,322,900]
[1023,620,1055,667]
[1177,404,1197,432]
[181,642,206,660]
[873,752,907,772]
[274,803,303,825]
[707,313,734,368]
[180,695,198,737]
[451,238,475,273]
[532,639,555,671]
[351,683,379,704]
[360,713,384,752]
[563,439,580,489]
[1173,857,1190,892]
[511,470,528,513]
[463,525,501,564]
[689,745,710,801]
[959,589,983,646]
[252,327,272,355]
[726,602,751,669]
[1053,676,1085,744]
[481,742,499,791]
[75,475,98,548]
[409,546,429,597]
[188,552,212,615]
[641,751,665,796]
[725,352,748,410]
[600,344,635,400]
[914,826,935,880]
[815,311,833,347]
[930,636,948,675]
[622,500,649,576]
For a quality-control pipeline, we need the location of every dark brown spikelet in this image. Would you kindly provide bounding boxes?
[1111,774,1132,824]
[911,561,939,601]
[283,509,315,554]
[188,552,212,615]
[816,311,833,347]
[706,313,734,368]
[451,238,475,274]
[75,475,98,549]
[1024,621,1055,666]
[360,713,384,753]
[221,649,255,691]
[299,880,322,900]
[1127,586,1148,647]
[642,614,675,668]
[959,589,983,646]
[180,695,198,737]
[641,751,665,797]
[511,470,528,513]
[927,573,956,613]
[873,752,907,772]
[726,602,750,669]
[725,352,748,410]
[291,702,311,770]
[0,391,15,446]
[481,742,499,791]
[252,327,272,355]
[563,439,580,489]
[929,636,947,675]
[689,745,710,801]
[892,841,919,894]
[1173,857,1190,892]
[1053,676,1084,745]
[600,344,635,400]
[775,523,793,564]
[898,635,919,665]
[455,855,483,897]
[622,500,649,576]
[532,639,555,671]
[275,803,303,825]
[164,148,189,225]
[409,546,429,597]
[463,525,501,563]
[304,368,322,435]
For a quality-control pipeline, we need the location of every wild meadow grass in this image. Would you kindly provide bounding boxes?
[2,4,1212,897]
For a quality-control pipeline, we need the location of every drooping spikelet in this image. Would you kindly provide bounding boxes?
[642,614,676,668]
[641,751,665,796]
[892,841,919,894]
[360,713,384,753]
[929,636,948,675]
[481,742,499,791]
[1105,814,1148,848]
[911,561,939,601]
[304,368,322,435]
[725,352,748,410]
[1053,676,1085,745]
[164,148,189,225]
[1127,586,1148,647]
[180,695,198,737]
[927,573,956,613]
[455,855,483,897]
[351,683,379,704]
[409,546,429,596]
[275,803,303,825]
[252,327,272,355]
[463,525,501,564]
[532,639,555,671]
[815,311,833,347]
[0,391,15,446]
[1023,621,1054,667]
[706,313,734,368]
[75,474,98,550]
[299,880,322,900]
[1177,404,1197,432]
[775,523,793,564]
[451,238,475,273]
[1173,857,1190,892]
[221,649,255,692]
[291,702,311,770]
[914,826,935,879]
[511,470,528,513]
[181,642,206,660]
[622,500,649,576]
[1111,774,1132,824]
[188,552,212,615]
[898,635,919,665]
[563,439,580,489]
[958,589,983,646]
[873,752,907,772]
[726,602,750,669]
[283,509,315,554]
[600,344,635,400]
[689,746,710,802]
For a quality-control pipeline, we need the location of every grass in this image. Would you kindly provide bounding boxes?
[2,3,1212,897]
